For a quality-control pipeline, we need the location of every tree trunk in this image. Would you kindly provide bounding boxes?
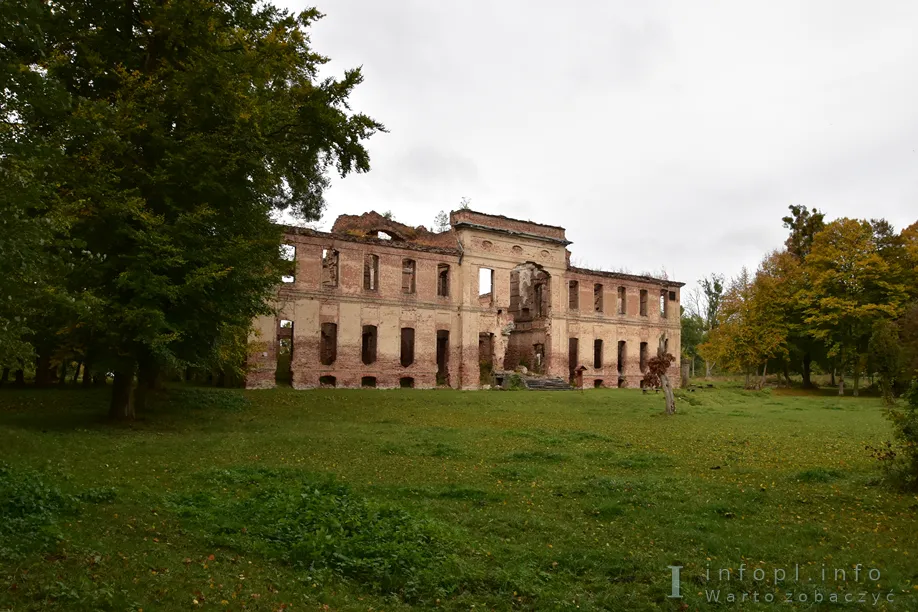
[217,370,227,388]
[759,361,768,389]
[661,373,676,415]
[83,361,94,387]
[782,361,791,387]
[134,355,160,413]
[830,368,836,387]
[744,371,751,389]
[0,367,8,385]
[801,353,813,388]
[837,372,844,396]
[14,369,25,386]
[680,363,690,388]
[59,360,68,387]
[109,364,137,420]
[705,360,714,379]
[853,368,860,397]
[35,352,51,387]
[71,361,82,384]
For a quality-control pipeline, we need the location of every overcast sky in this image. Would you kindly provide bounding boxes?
[276,0,918,294]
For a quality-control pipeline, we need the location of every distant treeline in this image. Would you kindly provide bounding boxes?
[681,206,918,398]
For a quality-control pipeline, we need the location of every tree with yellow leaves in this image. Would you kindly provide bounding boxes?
[698,257,790,389]
[802,219,911,395]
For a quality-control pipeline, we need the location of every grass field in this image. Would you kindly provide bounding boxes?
[1,385,916,611]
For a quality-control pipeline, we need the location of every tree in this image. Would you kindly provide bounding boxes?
[459,197,471,210]
[679,307,705,378]
[642,335,677,415]
[782,204,826,259]
[434,210,450,233]
[698,260,790,389]
[4,1,383,417]
[0,0,77,373]
[899,303,918,378]
[685,273,724,378]
[803,219,909,395]
[868,319,903,405]
[779,205,828,387]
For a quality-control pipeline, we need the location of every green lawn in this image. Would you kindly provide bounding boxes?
[1,386,916,611]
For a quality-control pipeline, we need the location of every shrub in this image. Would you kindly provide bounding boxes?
[505,373,526,390]
[870,380,918,490]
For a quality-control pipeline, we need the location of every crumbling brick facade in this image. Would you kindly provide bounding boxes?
[246,210,683,390]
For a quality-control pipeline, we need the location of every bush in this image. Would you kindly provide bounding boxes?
[871,380,918,490]
[505,373,526,390]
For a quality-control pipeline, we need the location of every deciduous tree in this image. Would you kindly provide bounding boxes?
[3,0,383,417]
[803,219,909,395]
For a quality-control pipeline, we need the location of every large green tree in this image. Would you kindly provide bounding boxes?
[779,204,827,387]
[803,219,909,395]
[3,0,383,416]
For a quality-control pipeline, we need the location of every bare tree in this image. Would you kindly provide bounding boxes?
[686,274,724,378]
[434,210,450,233]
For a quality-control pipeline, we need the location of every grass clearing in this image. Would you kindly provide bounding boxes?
[0,385,916,610]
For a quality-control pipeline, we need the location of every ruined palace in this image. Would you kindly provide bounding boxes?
[245,210,683,390]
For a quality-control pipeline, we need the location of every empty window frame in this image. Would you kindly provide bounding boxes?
[436,330,450,385]
[639,341,649,373]
[660,290,667,318]
[617,340,626,374]
[593,339,603,369]
[568,337,579,380]
[364,254,379,291]
[437,264,450,296]
[639,289,648,316]
[280,244,295,283]
[479,267,494,305]
[617,286,627,314]
[361,325,377,365]
[593,284,603,313]
[320,322,337,366]
[402,259,416,294]
[322,249,339,288]
[361,376,377,387]
[569,280,579,310]
[319,375,336,387]
[400,377,415,388]
[400,327,415,367]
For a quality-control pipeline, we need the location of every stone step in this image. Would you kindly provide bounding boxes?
[522,377,574,391]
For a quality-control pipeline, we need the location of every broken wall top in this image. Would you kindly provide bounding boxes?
[330,210,456,249]
[449,210,570,245]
